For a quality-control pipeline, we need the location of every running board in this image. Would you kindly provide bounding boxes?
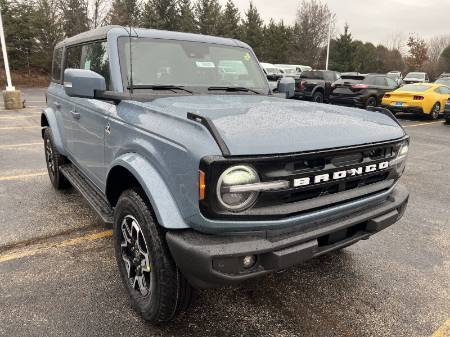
[60,164,114,224]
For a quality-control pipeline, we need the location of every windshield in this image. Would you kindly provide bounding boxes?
[405,72,425,79]
[300,71,324,79]
[119,37,268,93]
[399,84,432,92]
[436,78,450,86]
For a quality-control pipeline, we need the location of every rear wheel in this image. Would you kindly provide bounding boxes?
[430,103,441,120]
[114,189,193,323]
[313,91,324,103]
[43,128,70,190]
[366,96,377,107]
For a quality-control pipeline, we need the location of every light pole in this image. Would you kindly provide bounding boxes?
[0,7,14,91]
[0,5,21,110]
[325,19,332,71]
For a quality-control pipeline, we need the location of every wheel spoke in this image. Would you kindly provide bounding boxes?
[136,275,149,296]
[122,255,132,278]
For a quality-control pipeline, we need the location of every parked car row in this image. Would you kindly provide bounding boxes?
[260,62,312,80]
[288,69,450,121]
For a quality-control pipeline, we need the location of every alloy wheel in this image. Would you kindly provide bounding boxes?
[120,215,153,297]
[45,138,55,177]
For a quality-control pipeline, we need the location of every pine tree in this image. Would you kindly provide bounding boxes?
[178,0,196,33]
[329,24,354,72]
[59,0,90,37]
[107,0,140,26]
[32,0,65,72]
[240,1,264,58]
[195,0,222,35]
[262,20,293,64]
[217,0,240,38]
[142,0,179,30]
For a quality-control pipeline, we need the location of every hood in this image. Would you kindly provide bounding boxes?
[141,95,405,156]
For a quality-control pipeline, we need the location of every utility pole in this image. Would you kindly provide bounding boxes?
[325,19,332,70]
[0,5,21,109]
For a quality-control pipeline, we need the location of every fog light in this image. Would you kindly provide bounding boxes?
[242,255,256,269]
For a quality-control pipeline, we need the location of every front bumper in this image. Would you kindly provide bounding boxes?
[167,184,409,288]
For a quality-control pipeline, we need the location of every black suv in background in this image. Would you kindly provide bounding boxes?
[294,70,341,103]
[330,74,399,108]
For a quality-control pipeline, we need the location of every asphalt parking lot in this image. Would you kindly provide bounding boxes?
[0,89,449,337]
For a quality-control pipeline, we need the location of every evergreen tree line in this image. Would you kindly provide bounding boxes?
[0,0,449,80]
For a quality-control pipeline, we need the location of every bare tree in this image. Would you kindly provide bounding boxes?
[385,32,406,55]
[427,35,450,62]
[292,0,335,67]
[90,0,108,28]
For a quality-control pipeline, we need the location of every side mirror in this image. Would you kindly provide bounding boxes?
[277,77,295,99]
[64,69,106,98]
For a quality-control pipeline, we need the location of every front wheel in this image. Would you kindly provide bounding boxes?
[430,103,441,120]
[43,128,70,190]
[114,189,193,323]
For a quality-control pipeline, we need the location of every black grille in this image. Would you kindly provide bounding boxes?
[200,139,405,220]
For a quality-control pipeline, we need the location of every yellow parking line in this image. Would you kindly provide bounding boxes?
[0,115,38,120]
[432,318,450,337]
[402,121,444,128]
[0,126,40,130]
[0,172,47,181]
[0,230,113,264]
[0,142,41,149]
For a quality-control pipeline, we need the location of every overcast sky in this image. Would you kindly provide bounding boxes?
[219,0,450,45]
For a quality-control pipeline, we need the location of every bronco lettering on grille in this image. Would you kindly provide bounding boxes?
[293,161,389,187]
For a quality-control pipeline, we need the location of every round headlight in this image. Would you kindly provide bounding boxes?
[216,165,260,212]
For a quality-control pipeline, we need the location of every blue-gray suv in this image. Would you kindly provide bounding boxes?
[42,26,410,323]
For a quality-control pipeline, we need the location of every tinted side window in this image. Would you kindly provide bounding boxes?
[52,48,63,83]
[65,44,83,69]
[80,42,110,89]
[324,72,335,82]
[375,77,387,87]
[363,76,377,85]
[441,87,450,94]
[386,77,397,88]
[65,41,110,89]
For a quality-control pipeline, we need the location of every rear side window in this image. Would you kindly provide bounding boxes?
[64,41,111,90]
[386,77,398,88]
[440,86,450,94]
[375,77,387,87]
[301,71,324,80]
[52,48,63,83]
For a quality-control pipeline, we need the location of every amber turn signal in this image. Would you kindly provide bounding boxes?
[199,170,206,200]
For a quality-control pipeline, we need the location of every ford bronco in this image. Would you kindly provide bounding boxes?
[42,26,409,323]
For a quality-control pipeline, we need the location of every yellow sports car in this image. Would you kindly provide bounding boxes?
[382,83,450,120]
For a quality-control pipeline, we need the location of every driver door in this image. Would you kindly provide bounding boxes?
[62,41,113,189]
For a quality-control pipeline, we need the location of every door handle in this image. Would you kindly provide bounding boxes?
[54,102,61,110]
[71,109,80,119]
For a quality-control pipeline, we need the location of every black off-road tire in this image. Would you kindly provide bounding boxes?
[113,188,193,324]
[430,102,441,120]
[43,128,70,190]
[366,96,377,108]
[313,91,324,103]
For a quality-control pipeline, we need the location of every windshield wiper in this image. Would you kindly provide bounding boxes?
[207,86,262,95]
[127,85,193,94]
